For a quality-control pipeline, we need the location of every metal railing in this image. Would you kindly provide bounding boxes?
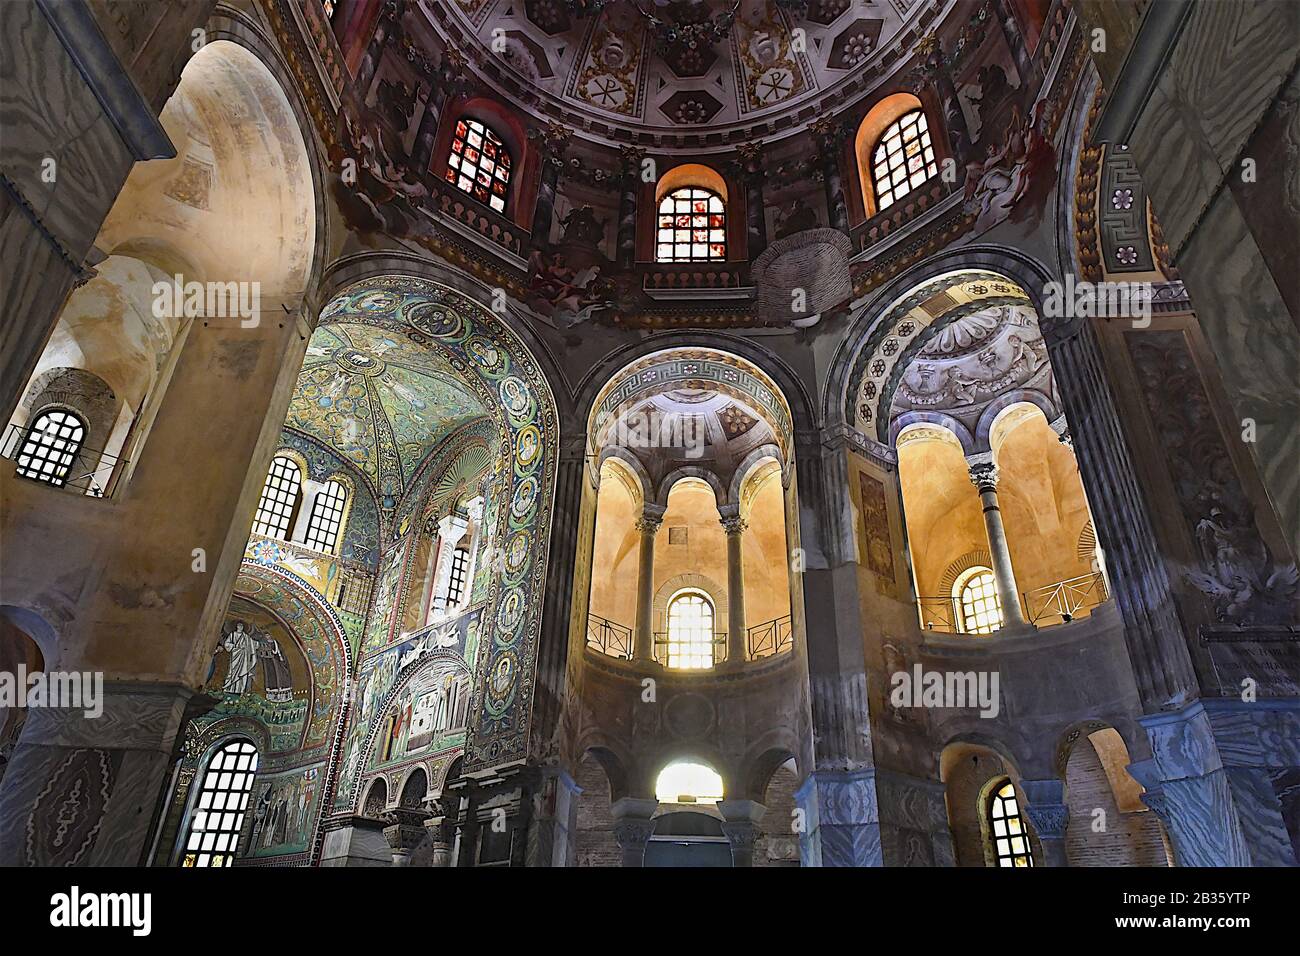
[653,631,728,669]
[2,423,123,498]
[918,571,1110,634]
[586,614,634,660]
[916,595,966,634]
[1024,571,1109,625]
[747,615,793,660]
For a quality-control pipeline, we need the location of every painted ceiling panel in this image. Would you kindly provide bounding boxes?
[287,322,489,502]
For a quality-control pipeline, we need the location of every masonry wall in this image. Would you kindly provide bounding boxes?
[1064,739,1170,867]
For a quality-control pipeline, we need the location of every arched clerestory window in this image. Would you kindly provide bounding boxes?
[956,567,1002,635]
[656,186,726,262]
[987,779,1034,867]
[446,117,513,213]
[303,478,348,552]
[663,590,717,669]
[252,455,302,540]
[870,109,938,212]
[14,408,86,487]
[181,738,259,867]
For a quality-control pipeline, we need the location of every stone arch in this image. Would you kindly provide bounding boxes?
[740,743,801,803]
[575,334,816,447]
[824,246,1058,436]
[889,410,976,453]
[399,766,430,808]
[597,447,653,506]
[729,444,784,507]
[1058,724,1172,867]
[21,368,118,452]
[976,391,1059,450]
[653,573,728,638]
[938,549,996,597]
[362,776,389,817]
[656,467,727,509]
[940,738,1039,867]
[312,275,560,777]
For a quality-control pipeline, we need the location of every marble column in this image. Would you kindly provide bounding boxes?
[610,797,657,867]
[354,0,403,100]
[616,147,644,269]
[409,48,465,175]
[423,811,455,867]
[382,807,430,866]
[528,124,570,249]
[720,509,749,665]
[737,142,768,258]
[967,462,1026,627]
[1037,312,1196,706]
[522,765,581,867]
[1021,778,1070,866]
[795,436,883,866]
[528,439,588,775]
[796,769,883,867]
[1129,702,1251,866]
[811,117,850,233]
[0,682,192,866]
[719,799,765,867]
[633,506,665,662]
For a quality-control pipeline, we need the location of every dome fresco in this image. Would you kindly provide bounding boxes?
[434,0,937,143]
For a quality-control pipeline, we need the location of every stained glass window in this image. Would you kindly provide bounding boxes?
[958,568,1002,635]
[15,408,85,487]
[181,739,259,868]
[252,456,301,540]
[989,780,1034,867]
[663,591,717,669]
[445,118,512,214]
[656,187,726,262]
[303,479,347,552]
[871,109,938,212]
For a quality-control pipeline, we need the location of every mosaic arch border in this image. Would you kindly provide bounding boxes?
[826,247,1059,442]
[318,275,559,772]
[233,562,354,755]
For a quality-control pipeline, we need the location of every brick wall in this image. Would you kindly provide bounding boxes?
[574,753,621,867]
[756,764,800,866]
[1065,738,1170,866]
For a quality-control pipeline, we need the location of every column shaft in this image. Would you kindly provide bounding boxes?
[969,464,1026,626]
[633,511,662,661]
[722,515,748,664]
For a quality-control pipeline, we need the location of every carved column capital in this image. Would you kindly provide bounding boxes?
[1023,803,1070,839]
[968,461,1000,491]
[382,807,432,859]
[635,510,665,535]
[736,141,765,176]
[720,514,749,536]
[810,116,848,153]
[618,144,646,173]
[530,122,571,167]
